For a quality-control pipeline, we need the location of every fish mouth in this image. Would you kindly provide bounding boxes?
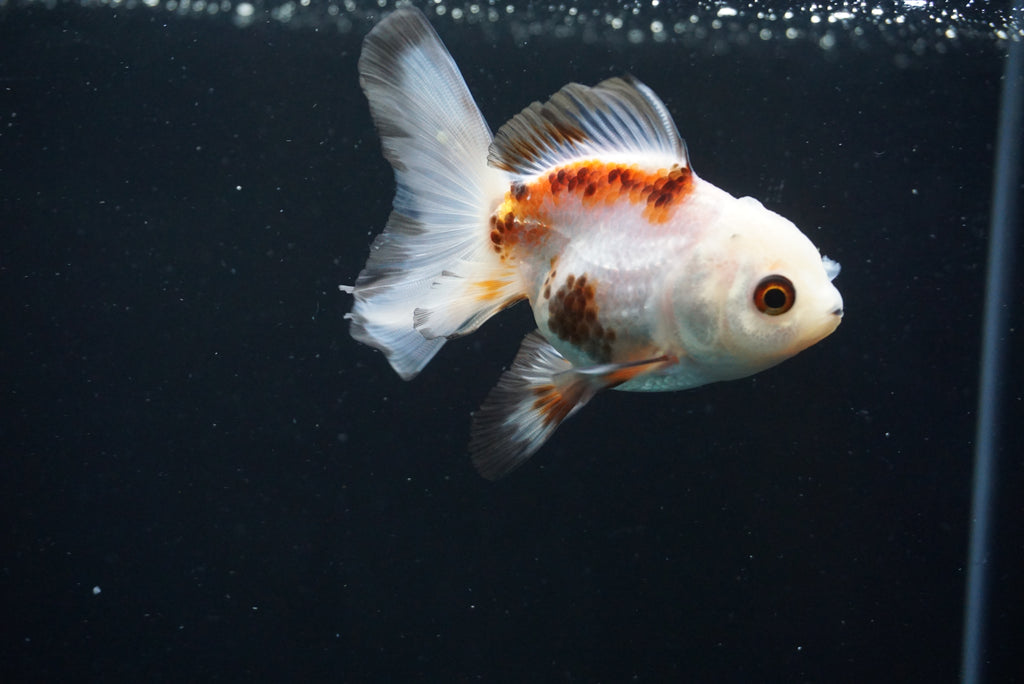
[818,296,844,340]
[826,286,844,319]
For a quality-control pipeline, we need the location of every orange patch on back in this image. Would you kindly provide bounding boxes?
[536,160,692,223]
[487,160,693,259]
[488,208,549,259]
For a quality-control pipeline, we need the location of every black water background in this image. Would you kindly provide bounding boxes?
[1,5,1021,682]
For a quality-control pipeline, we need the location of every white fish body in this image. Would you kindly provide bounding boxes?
[343,8,843,478]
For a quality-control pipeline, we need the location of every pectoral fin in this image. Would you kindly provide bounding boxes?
[470,331,673,480]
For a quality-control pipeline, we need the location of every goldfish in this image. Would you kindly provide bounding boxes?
[341,8,843,479]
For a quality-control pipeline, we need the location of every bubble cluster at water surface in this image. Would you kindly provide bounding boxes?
[2,0,1021,54]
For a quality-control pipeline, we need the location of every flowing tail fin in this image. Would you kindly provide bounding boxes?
[344,8,520,380]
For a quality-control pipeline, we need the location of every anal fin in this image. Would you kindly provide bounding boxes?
[470,331,673,480]
[413,266,525,340]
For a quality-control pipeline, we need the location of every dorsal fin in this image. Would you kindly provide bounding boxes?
[488,76,688,179]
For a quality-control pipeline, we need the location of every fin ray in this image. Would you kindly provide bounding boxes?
[488,76,688,179]
[413,267,526,340]
[470,332,586,479]
[345,8,517,379]
[470,332,674,479]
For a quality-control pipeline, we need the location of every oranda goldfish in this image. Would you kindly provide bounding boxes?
[342,8,843,479]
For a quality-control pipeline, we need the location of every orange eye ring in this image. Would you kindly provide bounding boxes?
[753,275,796,315]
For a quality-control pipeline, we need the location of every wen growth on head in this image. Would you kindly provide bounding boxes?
[341,8,843,479]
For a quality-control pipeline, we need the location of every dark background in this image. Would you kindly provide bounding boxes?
[2,3,1021,682]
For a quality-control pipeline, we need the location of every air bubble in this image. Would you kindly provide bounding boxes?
[4,0,1021,54]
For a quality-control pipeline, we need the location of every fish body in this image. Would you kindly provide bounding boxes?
[344,8,843,478]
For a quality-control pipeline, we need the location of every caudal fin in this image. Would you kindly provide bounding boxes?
[345,8,519,380]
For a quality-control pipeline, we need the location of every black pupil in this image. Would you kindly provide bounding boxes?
[764,287,788,310]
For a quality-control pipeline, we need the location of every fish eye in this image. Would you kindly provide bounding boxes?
[753,275,796,315]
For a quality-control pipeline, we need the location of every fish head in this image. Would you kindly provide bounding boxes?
[669,196,843,378]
